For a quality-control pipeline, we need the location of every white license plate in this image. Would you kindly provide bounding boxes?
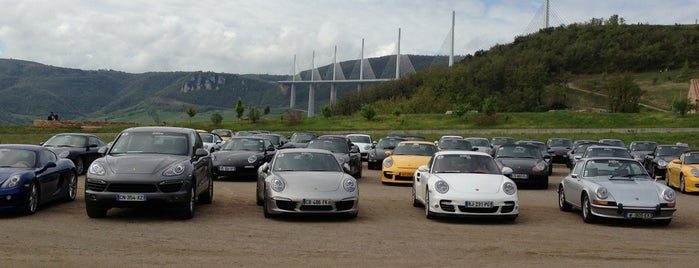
[116,193,146,202]
[219,166,236,171]
[466,201,493,208]
[302,199,330,205]
[511,173,528,179]
[625,212,654,219]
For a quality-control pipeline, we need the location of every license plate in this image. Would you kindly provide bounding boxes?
[466,201,493,208]
[116,193,146,202]
[511,173,528,179]
[400,172,413,177]
[219,166,236,171]
[625,212,653,219]
[302,199,330,205]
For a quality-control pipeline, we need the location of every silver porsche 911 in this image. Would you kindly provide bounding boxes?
[257,148,358,218]
[558,157,676,225]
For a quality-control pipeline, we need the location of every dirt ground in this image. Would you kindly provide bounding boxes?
[1,163,697,267]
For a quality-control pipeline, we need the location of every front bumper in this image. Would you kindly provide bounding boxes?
[426,192,519,219]
[265,191,358,216]
[0,186,29,211]
[213,163,261,178]
[590,203,676,220]
[381,167,416,184]
[84,177,192,209]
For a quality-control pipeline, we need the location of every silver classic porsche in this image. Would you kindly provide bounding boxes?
[558,157,676,225]
[257,148,358,218]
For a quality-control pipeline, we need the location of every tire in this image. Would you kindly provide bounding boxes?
[86,204,107,218]
[355,164,362,179]
[411,186,420,207]
[199,178,213,204]
[425,188,435,219]
[64,172,78,202]
[581,195,598,224]
[263,197,273,218]
[24,181,39,215]
[558,185,572,212]
[656,218,672,226]
[256,183,263,206]
[178,185,195,220]
[680,175,686,193]
[74,158,85,175]
[665,170,671,187]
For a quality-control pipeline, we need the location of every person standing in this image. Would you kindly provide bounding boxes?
[47,112,55,121]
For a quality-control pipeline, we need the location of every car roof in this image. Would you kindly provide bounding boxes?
[435,150,491,157]
[0,144,44,151]
[276,148,334,154]
[122,126,195,134]
[398,140,436,146]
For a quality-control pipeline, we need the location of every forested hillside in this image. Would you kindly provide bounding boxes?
[333,16,699,115]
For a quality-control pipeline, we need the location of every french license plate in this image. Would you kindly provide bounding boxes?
[466,201,493,208]
[219,166,236,171]
[400,172,413,177]
[625,212,653,219]
[511,173,528,179]
[302,199,330,205]
[116,193,146,202]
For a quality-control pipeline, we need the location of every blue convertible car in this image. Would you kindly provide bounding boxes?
[0,144,78,214]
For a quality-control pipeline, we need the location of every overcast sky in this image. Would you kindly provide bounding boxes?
[1,0,698,75]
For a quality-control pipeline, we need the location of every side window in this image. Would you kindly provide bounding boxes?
[88,137,101,146]
[192,132,204,151]
[39,149,57,166]
[572,161,585,177]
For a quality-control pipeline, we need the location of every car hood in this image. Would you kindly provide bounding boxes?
[276,171,344,192]
[46,147,80,155]
[496,158,538,168]
[0,168,27,183]
[213,151,259,162]
[104,154,186,174]
[595,179,663,206]
[391,155,432,169]
[434,173,506,194]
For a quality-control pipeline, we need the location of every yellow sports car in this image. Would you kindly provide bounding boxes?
[381,141,438,184]
[666,151,699,193]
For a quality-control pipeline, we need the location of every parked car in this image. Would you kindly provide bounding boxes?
[436,138,473,151]
[566,142,605,169]
[546,138,572,164]
[598,138,626,148]
[494,144,550,189]
[306,135,362,179]
[381,141,437,184]
[85,126,214,219]
[575,145,633,162]
[412,151,518,220]
[558,157,676,225]
[644,144,691,180]
[41,133,108,175]
[0,144,77,214]
[665,151,699,193]
[346,134,373,161]
[211,129,233,141]
[199,132,223,153]
[434,135,464,145]
[516,140,553,175]
[256,148,358,218]
[280,131,318,148]
[628,141,658,162]
[254,133,288,149]
[211,136,275,180]
[464,137,493,156]
[367,136,406,170]
[491,137,515,152]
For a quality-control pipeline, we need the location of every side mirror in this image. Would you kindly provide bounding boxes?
[195,148,209,157]
[417,165,429,173]
[384,151,392,157]
[259,163,270,173]
[343,163,351,173]
[98,147,108,155]
[574,155,581,161]
[501,167,513,175]
[571,173,578,179]
[350,145,359,153]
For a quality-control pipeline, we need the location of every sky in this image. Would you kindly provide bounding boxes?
[1,0,698,75]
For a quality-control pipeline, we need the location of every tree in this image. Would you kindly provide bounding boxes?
[321,105,332,119]
[186,106,196,123]
[672,98,694,116]
[359,104,376,121]
[605,73,643,113]
[235,98,245,120]
[211,112,223,126]
[248,105,260,123]
[482,97,497,116]
[263,105,270,115]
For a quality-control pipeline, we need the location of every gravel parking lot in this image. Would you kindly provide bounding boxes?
[2,163,697,267]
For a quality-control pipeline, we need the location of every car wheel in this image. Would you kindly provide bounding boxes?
[665,170,671,187]
[179,185,195,219]
[86,204,107,218]
[656,218,672,226]
[64,172,78,202]
[581,195,597,224]
[263,196,273,218]
[558,185,572,212]
[24,181,39,215]
[355,164,362,179]
[199,178,213,204]
[411,185,420,207]
[74,157,85,175]
[256,183,263,206]
[425,188,435,219]
[680,175,686,193]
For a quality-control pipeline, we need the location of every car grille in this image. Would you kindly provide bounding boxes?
[275,200,297,211]
[439,200,456,212]
[299,205,333,211]
[458,206,499,213]
[501,201,516,213]
[158,182,184,193]
[107,183,158,193]
[335,200,355,211]
[86,181,107,192]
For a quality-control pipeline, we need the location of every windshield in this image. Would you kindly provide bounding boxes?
[393,143,437,156]
[491,138,514,146]
[110,132,189,155]
[0,148,37,168]
[684,153,699,164]
[583,159,647,178]
[307,139,348,154]
[377,138,404,149]
[584,148,632,158]
[272,152,341,172]
[256,134,280,145]
[290,133,316,143]
[600,139,625,147]
[496,145,541,159]
[199,133,214,143]
[212,130,232,137]
[222,138,265,151]
[548,139,571,147]
[438,139,472,150]
[44,135,87,147]
[347,135,371,144]
[656,146,690,156]
[631,142,656,151]
[465,138,489,147]
[433,154,500,174]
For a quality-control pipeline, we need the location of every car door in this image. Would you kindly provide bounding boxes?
[190,132,210,195]
[37,149,62,202]
[414,156,435,204]
[565,161,586,208]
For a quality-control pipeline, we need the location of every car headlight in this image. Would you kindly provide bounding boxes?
[691,169,699,177]
[1,174,21,189]
[532,161,547,172]
[383,157,393,168]
[163,163,186,176]
[248,155,258,163]
[595,187,608,199]
[343,177,357,192]
[662,188,676,202]
[435,180,449,194]
[88,162,106,176]
[336,156,347,165]
[271,177,285,192]
[657,160,667,167]
[58,151,70,158]
[503,181,516,195]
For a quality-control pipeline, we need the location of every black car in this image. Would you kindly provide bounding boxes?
[41,133,108,175]
[628,141,658,162]
[644,144,691,179]
[85,127,214,219]
[254,133,288,149]
[306,135,362,178]
[436,138,474,151]
[495,144,550,189]
[491,137,515,152]
[516,140,552,175]
[280,131,318,148]
[367,137,406,170]
[566,142,605,169]
[211,136,276,180]
[546,138,572,164]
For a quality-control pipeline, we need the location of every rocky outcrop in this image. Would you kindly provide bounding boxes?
[180,72,227,93]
